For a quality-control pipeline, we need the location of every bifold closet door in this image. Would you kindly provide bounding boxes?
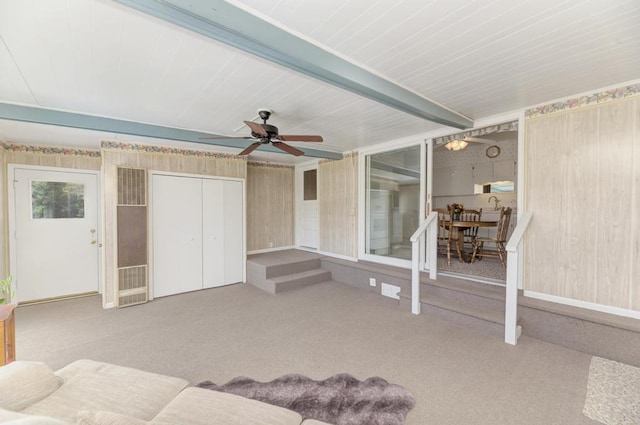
[202,179,243,288]
[152,175,203,297]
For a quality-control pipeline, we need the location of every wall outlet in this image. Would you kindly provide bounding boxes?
[381,283,401,300]
[369,277,376,287]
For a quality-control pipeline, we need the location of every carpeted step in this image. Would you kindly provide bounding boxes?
[267,268,332,294]
[264,258,322,279]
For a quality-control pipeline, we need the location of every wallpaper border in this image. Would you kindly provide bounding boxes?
[101,141,245,160]
[525,83,640,118]
[1,142,102,157]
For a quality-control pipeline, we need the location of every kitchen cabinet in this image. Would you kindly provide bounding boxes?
[433,165,474,196]
[473,160,516,184]
[493,160,516,181]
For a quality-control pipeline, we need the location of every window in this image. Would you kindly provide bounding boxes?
[31,181,85,219]
[303,169,317,201]
[365,145,421,260]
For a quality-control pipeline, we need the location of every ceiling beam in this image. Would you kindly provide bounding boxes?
[0,103,343,160]
[113,0,473,130]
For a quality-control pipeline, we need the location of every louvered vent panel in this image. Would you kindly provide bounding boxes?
[117,265,148,307]
[117,167,148,307]
[118,167,146,206]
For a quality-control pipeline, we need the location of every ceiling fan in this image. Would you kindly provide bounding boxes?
[200,109,323,156]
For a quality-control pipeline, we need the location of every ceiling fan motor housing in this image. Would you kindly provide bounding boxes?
[249,124,279,139]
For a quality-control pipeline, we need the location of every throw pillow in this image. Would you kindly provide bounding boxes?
[0,361,62,411]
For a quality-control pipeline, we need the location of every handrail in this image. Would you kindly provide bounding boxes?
[504,210,533,345]
[410,211,438,315]
[410,212,437,243]
[506,211,532,252]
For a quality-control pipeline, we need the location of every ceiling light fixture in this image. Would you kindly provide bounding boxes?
[444,139,469,151]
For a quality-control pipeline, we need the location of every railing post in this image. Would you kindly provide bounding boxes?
[410,211,437,316]
[428,221,437,280]
[411,237,421,315]
[504,211,532,345]
[505,249,520,345]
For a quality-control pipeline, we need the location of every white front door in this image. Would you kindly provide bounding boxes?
[10,166,100,302]
[296,165,318,249]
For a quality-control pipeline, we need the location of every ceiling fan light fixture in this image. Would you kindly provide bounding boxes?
[444,139,469,151]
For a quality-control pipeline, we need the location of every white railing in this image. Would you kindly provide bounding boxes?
[504,211,533,345]
[409,211,438,315]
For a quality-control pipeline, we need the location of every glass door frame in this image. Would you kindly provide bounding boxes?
[358,139,428,269]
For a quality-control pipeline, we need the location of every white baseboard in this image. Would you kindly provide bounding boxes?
[524,290,640,320]
[247,245,296,255]
[104,302,115,309]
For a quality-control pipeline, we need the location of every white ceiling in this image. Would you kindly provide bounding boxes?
[0,0,638,163]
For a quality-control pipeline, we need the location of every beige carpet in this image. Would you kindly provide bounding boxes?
[583,357,640,424]
[15,281,599,424]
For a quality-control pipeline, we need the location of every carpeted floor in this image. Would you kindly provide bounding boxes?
[15,281,600,424]
[438,254,506,281]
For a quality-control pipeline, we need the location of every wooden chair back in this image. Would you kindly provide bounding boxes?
[435,208,450,240]
[460,208,482,242]
[495,207,513,242]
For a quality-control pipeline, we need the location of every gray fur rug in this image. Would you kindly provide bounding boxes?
[196,373,415,425]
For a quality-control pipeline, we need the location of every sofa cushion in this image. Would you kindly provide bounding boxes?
[22,360,188,423]
[0,362,61,411]
[0,408,69,424]
[151,387,303,425]
[77,411,149,425]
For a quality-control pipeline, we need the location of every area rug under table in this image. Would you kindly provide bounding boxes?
[583,356,640,425]
[197,373,416,425]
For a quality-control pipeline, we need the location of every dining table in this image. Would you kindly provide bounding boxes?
[449,220,498,263]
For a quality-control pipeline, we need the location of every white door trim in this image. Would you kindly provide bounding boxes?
[295,160,319,251]
[7,164,103,299]
[147,170,246,300]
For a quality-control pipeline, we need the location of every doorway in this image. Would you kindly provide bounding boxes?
[431,126,519,283]
[295,163,319,250]
[9,165,101,302]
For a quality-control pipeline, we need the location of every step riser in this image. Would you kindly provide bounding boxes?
[271,271,332,294]
[399,298,504,337]
[425,286,505,313]
[265,258,322,279]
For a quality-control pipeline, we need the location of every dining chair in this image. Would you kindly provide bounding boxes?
[436,208,458,266]
[460,208,482,247]
[470,207,513,268]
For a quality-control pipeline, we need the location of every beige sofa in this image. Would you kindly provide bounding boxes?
[0,360,331,425]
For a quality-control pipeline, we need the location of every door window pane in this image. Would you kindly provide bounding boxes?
[303,169,317,201]
[366,145,420,260]
[31,181,85,219]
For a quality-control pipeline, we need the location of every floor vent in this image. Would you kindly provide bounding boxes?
[118,265,147,307]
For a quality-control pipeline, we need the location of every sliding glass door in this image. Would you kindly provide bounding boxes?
[364,144,422,262]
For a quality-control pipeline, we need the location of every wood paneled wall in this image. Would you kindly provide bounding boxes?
[246,163,294,252]
[525,96,640,311]
[318,153,358,257]
[102,148,247,306]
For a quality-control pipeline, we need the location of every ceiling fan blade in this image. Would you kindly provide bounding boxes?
[238,142,261,156]
[272,142,304,156]
[244,121,268,137]
[199,136,252,140]
[277,134,323,143]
